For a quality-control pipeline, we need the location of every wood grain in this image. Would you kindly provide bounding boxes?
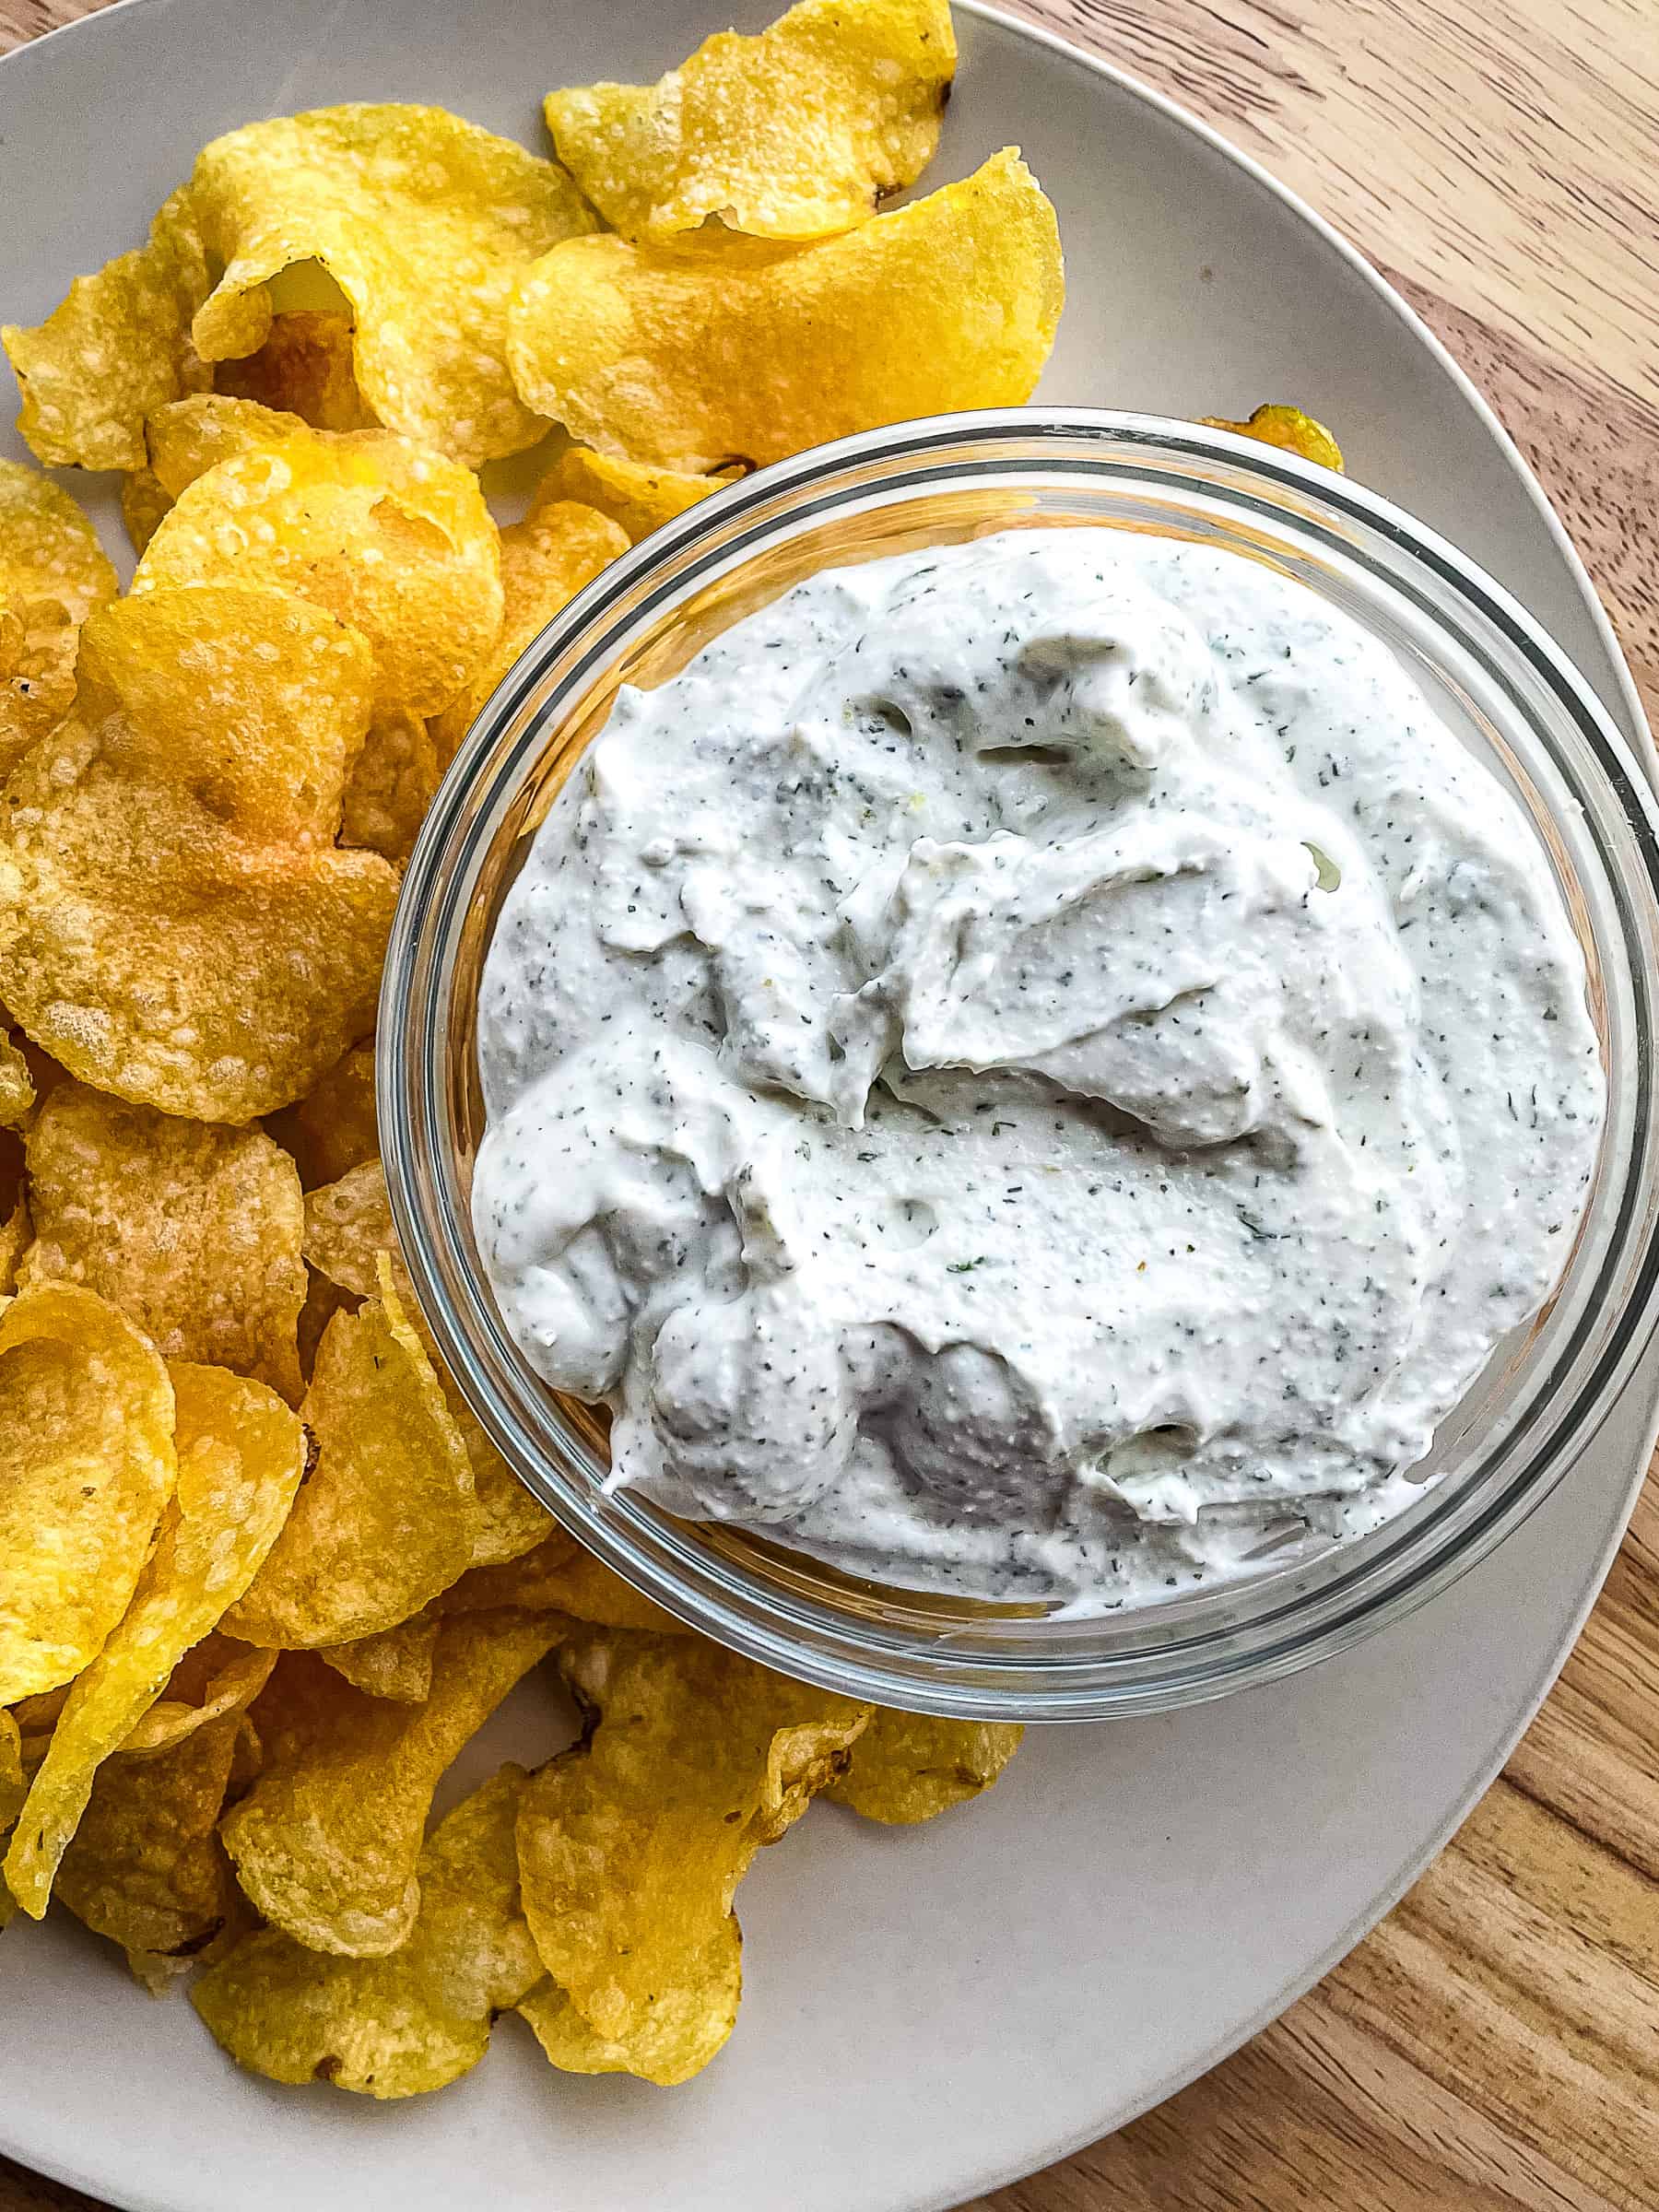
[2,3,1655,2208]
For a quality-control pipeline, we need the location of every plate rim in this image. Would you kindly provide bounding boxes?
[0,4,1651,2207]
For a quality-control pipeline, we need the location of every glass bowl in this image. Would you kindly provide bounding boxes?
[381,409,1659,1721]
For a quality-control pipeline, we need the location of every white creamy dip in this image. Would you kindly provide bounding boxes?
[474,528,1605,1611]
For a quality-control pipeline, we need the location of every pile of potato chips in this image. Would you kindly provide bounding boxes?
[0,0,1339,2100]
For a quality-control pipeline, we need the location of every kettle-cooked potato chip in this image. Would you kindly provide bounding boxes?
[5,1361,306,1916]
[221,1612,560,1956]
[135,415,504,716]
[546,0,955,246]
[1201,402,1345,473]
[22,1080,308,1402]
[529,446,742,547]
[54,1706,244,1977]
[143,392,308,499]
[0,1712,23,1930]
[119,468,173,559]
[515,1628,867,2083]
[217,310,376,431]
[195,1763,544,2094]
[319,1613,440,1704]
[440,1529,682,1636]
[340,709,441,866]
[3,189,213,472]
[0,586,397,1122]
[224,1281,476,1650]
[0,457,119,775]
[508,147,1063,474]
[429,499,627,765]
[121,1634,276,1759]
[825,1710,1023,1823]
[189,105,599,468]
[0,1285,177,1703]
[0,1031,34,1127]
[265,1040,378,1191]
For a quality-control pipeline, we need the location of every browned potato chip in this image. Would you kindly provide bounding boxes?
[53,1706,245,1976]
[530,445,741,547]
[22,1079,308,1402]
[319,1613,440,1704]
[508,147,1063,473]
[0,1031,33,1128]
[264,1040,378,1191]
[189,105,599,468]
[217,310,376,430]
[121,1635,276,1759]
[429,500,627,767]
[0,1285,176,1705]
[0,585,397,1122]
[340,709,441,866]
[5,1360,306,1915]
[0,457,119,775]
[224,1280,475,1650]
[134,413,504,716]
[195,1762,544,2094]
[546,0,955,245]
[3,189,212,471]
[221,1612,559,1956]
[516,1628,867,2083]
[1201,402,1345,473]
[440,1529,681,1636]
[119,468,173,559]
[825,1710,1023,1823]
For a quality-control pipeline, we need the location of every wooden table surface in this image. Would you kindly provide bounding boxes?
[2,2,1655,2207]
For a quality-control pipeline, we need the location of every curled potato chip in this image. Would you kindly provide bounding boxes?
[340,709,441,866]
[531,446,741,547]
[440,1529,681,1636]
[3,189,212,471]
[53,1706,244,1972]
[122,1635,276,1759]
[516,1629,866,2083]
[1201,402,1345,473]
[546,0,955,246]
[221,1612,559,1956]
[303,1164,554,1567]
[825,1710,1023,1823]
[196,1763,543,2094]
[224,1280,475,1648]
[0,1031,34,1126]
[508,147,1063,474]
[0,1712,22,1927]
[22,1079,308,1401]
[217,311,375,430]
[265,1040,379,1191]
[189,105,599,468]
[429,500,627,766]
[0,585,396,1122]
[320,1613,440,1703]
[135,412,504,716]
[144,392,308,497]
[5,1361,306,1915]
[0,1285,176,1705]
[0,458,119,776]
[120,469,172,559]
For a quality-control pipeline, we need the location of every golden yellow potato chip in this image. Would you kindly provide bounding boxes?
[303,1164,555,1568]
[196,1762,544,2094]
[530,445,741,547]
[508,147,1063,474]
[22,1079,308,1402]
[189,105,599,469]
[54,1706,244,1976]
[224,1283,476,1650]
[0,457,120,776]
[825,1710,1023,1823]
[5,1360,306,1915]
[429,499,627,767]
[221,1612,559,1956]
[3,189,213,472]
[516,1629,867,2083]
[517,1946,739,2082]
[0,586,397,1123]
[216,310,376,430]
[265,1039,379,1192]
[143,392,307,498]
[340,708,441,865]
[135,417,504,716]
[440,1529,681,1636]
[319,1613,440,1704]
[0,1712,23,1930]
[1201,402,1345,473]
[122,1635,276,1759]
[546,0,955,246]
[0,1030,33,1127]
[0,1285,176,1705]
[120,468,172,559]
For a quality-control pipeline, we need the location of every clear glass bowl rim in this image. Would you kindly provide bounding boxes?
[381,407,1659,1722]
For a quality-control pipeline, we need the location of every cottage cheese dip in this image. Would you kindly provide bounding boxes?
[474,528,1604,1611]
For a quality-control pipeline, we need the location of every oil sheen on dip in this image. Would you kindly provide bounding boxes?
[473,528,1605,1612]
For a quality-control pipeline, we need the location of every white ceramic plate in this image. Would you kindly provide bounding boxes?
[1,6,1653,2209]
